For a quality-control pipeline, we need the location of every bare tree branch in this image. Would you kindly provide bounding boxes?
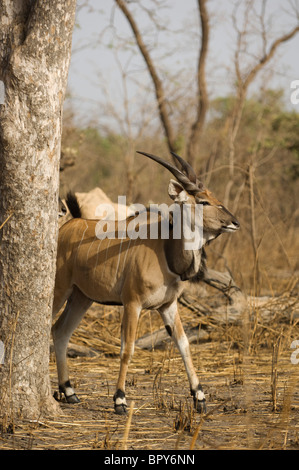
[224,1,299,206]
[114,0,210,171]
[114,0,178,159]
[243,23,299,90]
[186,0,209,167]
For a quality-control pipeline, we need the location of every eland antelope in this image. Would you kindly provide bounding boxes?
[52,151,240,414]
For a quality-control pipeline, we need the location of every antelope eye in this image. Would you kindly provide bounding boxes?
[199,201,210,206]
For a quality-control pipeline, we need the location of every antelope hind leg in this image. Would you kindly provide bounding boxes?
[114,302,141,415]
[52,286,93,403]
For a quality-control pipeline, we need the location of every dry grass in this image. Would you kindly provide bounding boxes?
[1,283,298,450]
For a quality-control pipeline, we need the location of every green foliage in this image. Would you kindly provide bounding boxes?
[271,110,299,180]
[209,90,299,179]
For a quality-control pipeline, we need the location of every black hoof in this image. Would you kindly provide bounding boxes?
[66,393,80,404]
[194,398,207,414]
[114,404,128,415]
[191,385,207,414]
[53,390,62,402]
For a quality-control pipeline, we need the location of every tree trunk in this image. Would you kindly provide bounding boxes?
[0,0,76,423]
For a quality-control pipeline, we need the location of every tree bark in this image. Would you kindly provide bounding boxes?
[0,0,76,423]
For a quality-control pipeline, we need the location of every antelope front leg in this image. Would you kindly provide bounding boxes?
[114,302,141,415]
[159,301,206,413]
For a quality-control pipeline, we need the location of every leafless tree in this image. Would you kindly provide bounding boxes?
[224,0,299,206]
[97,44,157,202]
[114,0,209,168]
[215,0,299,283]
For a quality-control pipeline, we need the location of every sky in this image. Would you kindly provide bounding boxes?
[66,0,299,129]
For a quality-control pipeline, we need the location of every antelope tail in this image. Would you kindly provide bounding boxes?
[66,191,82,219]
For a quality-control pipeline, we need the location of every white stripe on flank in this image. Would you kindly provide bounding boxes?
[86,235,97,262]
[59,221,73,246]
[121,238,136,273]
[114,238,124,280]
[75,221,89,266]
[101,238,112,280]
[93,238,103,288]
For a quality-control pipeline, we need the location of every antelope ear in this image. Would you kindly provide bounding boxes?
[168,179,189,203]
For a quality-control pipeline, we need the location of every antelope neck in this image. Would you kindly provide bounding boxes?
[164,236,203,281]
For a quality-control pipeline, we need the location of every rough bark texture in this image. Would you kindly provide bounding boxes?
[0,0,76,422]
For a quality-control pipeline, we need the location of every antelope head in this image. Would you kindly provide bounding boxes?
[137,151,240,246]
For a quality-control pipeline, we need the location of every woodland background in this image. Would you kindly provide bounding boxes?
[60,0,299,295]
[1,0,299,450]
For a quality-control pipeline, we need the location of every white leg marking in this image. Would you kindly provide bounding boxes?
[114,396,127,406]
[193,387,205,401]
[64,386,75,397]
